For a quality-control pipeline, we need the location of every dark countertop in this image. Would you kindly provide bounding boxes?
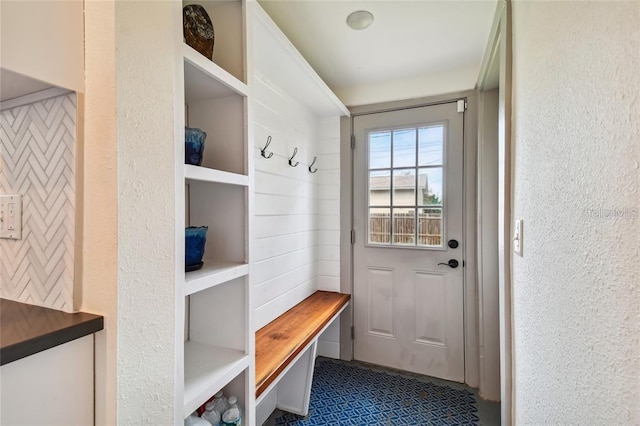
[0,298,104,366]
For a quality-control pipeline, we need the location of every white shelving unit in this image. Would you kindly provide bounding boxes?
[185,262,249,296]
[185,165,249,186]
[183,342,250,415]
[183,44,249,100]
[174,1,348,423]
[176,0,254,422]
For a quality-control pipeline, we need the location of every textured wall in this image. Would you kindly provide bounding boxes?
[511,2,640,424]
[0,93,77,312]
[115,1,179,423]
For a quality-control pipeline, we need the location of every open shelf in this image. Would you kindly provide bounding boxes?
[177,1,255,421]
[185,261,249,296]
[183,341,249,417]
[183,43,248,103]
[185,165,248,186]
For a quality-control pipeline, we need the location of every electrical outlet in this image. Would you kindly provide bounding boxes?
[513,219,523,256]
[0,195,22,240]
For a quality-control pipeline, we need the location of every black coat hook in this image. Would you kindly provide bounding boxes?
[289,147,299,167]
[308,156,318,173]
[261,136,274,158]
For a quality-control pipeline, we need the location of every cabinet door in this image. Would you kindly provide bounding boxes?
[1,336,94,425]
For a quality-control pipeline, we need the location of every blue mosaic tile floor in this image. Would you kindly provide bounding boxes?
[274,358,480,426]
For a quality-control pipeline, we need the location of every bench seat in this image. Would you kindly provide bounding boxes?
[255,291,350,398]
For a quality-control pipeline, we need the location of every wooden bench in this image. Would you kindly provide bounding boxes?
[255,291,350,424]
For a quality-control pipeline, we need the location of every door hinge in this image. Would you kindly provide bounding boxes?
[457,99,467,112]
[351,134,355,149]
[351,326,354,340]
[350,229,355,245]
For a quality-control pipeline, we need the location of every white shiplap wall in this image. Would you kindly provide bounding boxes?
[315,117,342,358]
[253,73,320,330]
[252,74,343,348]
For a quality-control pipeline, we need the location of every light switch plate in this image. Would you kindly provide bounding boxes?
[513,219,523,256]
[0,195,22,240]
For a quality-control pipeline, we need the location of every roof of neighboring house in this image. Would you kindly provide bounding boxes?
[370,174,427,190]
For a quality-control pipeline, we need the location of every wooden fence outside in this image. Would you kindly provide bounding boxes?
[369,211,442,246]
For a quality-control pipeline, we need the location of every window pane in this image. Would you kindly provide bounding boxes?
[369,170,390,206]
[392,208,416,245]
[393,169,416,207]
[369,208,391,244]
[418,207,443,247]
[392,128,416,168]
[418,168,443,206]
[418,125,444,166]
[369,131,391,169]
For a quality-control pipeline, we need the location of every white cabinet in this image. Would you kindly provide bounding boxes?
[0,0,84,93]
[176,1,254,422]
[0,336,94,425]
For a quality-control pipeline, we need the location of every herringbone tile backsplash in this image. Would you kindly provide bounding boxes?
[0,93,77,312]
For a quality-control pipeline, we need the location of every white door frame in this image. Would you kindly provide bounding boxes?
[341,91,480,388]
[476,0,514,423]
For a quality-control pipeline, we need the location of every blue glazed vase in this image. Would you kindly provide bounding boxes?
[185,127,207,166]
[185,226,208,271]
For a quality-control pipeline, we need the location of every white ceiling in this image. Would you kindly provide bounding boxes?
[258,0,497,105]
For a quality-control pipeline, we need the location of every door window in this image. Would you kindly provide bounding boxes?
[367,124,445,247]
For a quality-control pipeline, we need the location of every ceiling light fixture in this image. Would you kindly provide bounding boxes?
[346,10,374,31]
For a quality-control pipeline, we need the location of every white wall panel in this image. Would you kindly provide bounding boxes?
[316,215,340,231]
[316,245,340,262]
[317,170,340,186]
[253,247,315,284]
[254,264,315,307]
[253,231,315,262]
[254,215,315,239]
[255,193,315,216]
[252,63,342,345]
[317,276,340,292]
[317,176,341,295]
[253,74,320,329]
[317,261,340,278]
[317,199,340,215]
[254,279,317,330]
[316,153,340,170]
[317,184,339,201]
[317,230,340,246]
[316,155,340,301]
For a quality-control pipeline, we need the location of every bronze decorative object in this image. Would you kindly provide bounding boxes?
[183,5,214,60]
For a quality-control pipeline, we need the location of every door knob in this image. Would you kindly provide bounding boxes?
[438,259,459,268]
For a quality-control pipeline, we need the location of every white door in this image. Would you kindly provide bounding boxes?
[353,101,465,382]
